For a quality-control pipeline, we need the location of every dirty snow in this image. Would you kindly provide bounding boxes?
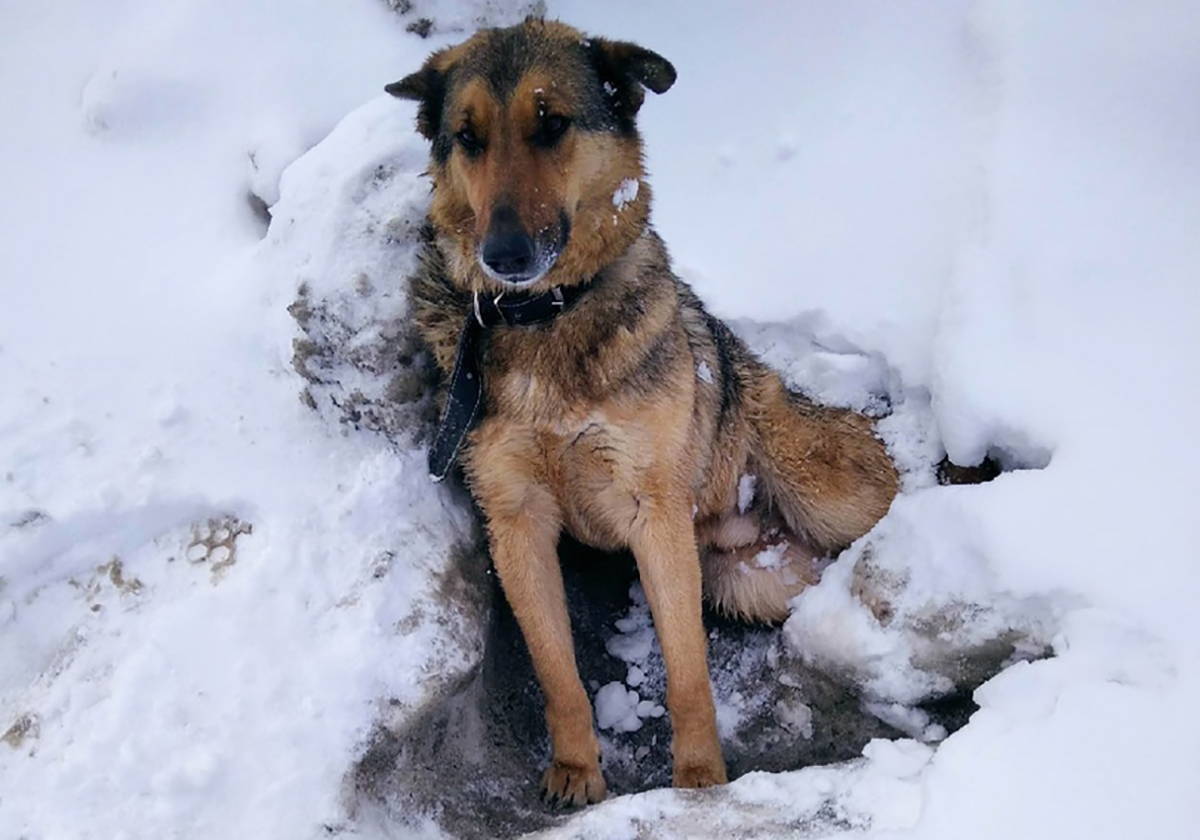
[3,1,1199,839]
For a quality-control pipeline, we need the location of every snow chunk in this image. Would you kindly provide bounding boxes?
[696,361,714,384]
[612,178,639,210]
[864,701,946,743]
[607,623,654,664]
[737,474,757,514]
[606,583,657,664]
[635,699,665,719]
[595,682,643,732]
[773,697,814,738]
[753,541,789,569]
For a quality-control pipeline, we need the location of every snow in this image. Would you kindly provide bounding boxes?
[605,584,658,665]
[611,177,640,210]
[595,682,643,733]
[594,681,666,734]
[737,474,756,514]
[772,696,814,740]
[3,0,1200,838]
[752,541,788,570]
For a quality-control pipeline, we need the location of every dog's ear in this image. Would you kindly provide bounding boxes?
[587,38,676,122]
[385,50,453,140]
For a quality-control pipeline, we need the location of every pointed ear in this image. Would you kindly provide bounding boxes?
[383,71,429,101]
[588,38,676,122]
[385,51,452,140]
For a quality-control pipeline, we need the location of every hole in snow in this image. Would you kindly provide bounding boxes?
[349,537,983,839]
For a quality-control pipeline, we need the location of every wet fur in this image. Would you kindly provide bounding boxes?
[390,19,899,807]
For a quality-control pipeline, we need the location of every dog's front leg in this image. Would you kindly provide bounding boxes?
[467,428,606,806]
[488,498,606,806]
[628,487,728,788]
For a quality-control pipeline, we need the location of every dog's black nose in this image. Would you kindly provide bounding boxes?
[481,206,536,279]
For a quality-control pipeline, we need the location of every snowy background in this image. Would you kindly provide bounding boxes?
[2,1,1198,838]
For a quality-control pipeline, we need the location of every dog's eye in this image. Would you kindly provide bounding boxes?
[456,126,484,156]
[534,114,571,148]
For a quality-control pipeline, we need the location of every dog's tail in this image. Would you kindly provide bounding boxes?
[688,304,897,623]
[694,357,898,625]
[744,363,898,555]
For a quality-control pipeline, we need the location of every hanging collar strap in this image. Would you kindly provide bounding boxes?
[428,282,591,482]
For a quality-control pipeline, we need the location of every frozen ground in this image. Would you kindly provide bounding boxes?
[2,1,1198,838]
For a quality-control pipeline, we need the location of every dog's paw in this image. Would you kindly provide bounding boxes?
[673,758,728,789]
[541,759,607,808]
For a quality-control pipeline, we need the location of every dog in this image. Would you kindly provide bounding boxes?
[386,18,898,807]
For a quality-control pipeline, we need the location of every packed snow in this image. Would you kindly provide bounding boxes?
[2,1,1198,839]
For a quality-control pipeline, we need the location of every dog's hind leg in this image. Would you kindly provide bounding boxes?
[747,369,898,554]
[700,535,822,624]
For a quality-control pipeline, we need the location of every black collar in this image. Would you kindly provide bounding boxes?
[427,282,591,482]
[470,283,588,327]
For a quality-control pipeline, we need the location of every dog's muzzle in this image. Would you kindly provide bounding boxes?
[478,206,569,288]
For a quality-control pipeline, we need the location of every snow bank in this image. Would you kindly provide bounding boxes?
[0,1,521,837]
[530,739,934,840]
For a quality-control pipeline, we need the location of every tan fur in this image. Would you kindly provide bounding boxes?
[393,19,900,806]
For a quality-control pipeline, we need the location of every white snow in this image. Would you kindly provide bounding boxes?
[3,0,1200,838]
[595,681,644,733]
[737,474,757,514]
[606,584,659,665]
[696,360,714,384]
[611,177,640,210]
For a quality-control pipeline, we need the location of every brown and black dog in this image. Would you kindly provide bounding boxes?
[387,18,898,807]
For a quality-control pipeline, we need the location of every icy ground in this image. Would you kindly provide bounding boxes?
[2,1,1199,838]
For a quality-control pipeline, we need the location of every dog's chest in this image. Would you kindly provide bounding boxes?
[551,414,654,550]
[480,371,691,550]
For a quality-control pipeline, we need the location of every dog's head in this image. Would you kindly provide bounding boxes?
[387,19,675,292]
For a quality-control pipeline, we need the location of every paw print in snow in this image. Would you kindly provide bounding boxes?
[185,516,252,581]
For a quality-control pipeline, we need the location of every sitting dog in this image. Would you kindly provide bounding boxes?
[386,18,898,807]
